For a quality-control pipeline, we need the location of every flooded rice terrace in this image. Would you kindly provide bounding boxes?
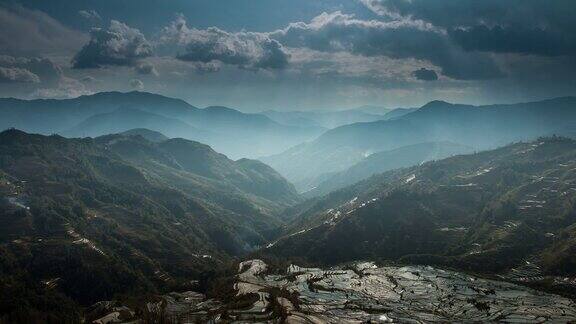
[159,260,576,323]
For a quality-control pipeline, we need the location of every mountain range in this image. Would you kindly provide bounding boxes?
[263,97,576,191]
[261,106,416,129]
[265,137,576,281]
[0,91,324,159]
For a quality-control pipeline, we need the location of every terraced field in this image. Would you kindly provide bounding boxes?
[130,259,576,323]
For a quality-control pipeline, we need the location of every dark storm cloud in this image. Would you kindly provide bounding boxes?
[72,20,153,69]
[412,68,438,81]
[1,0,573,107]
[272,12,502,80]
[449,26,576,57]
[362,0,575,29]
[159,15,289,70]
[361,0,576,57]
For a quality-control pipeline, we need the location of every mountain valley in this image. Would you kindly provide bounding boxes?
[1,96,576,323]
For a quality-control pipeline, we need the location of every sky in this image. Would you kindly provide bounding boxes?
[0,0,575,111]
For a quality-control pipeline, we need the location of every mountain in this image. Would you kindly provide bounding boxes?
[382,107,418,119]
[264,137,576,283]
[262,118,430,189]
[261,106,412,130]
[63,107,209,140]
[262,97,576,187]
[153,137,299,205]
[93,133,300,211]
[260,110,323,128]
[120,128,169,143]
[0,129,299,319]
[261,109,385,129]
[0,91,324,158]
[351,105,393,115]
[0,91,195,134]
[303,141,473,196]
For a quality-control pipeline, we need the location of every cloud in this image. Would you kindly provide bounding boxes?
[449,25,576,57]
[190,61,221,74]
[271,12,502,80]
[80,75,99,83]
[361,0,576,57]
[272,12,439,54]
[0,55,93,99]
[0,5,86,56]
[360,0,574,29]
[0,67,40,83]
[359,0,403,19]
[412,68,438,81]
[129,78,144,89]
[288,47,427,85]
[78,10,101,22]
[159,15,289,70]
[0,55,62,83]
[31,77,91,99]
[72,20,153,69]
[135,62,158,76]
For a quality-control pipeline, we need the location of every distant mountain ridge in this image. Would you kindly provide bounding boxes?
[261,109,383,129]
[304,141,474,196]
[63,107,210,140]
[351,105,393,115]
[261,105,413,129]
[263,97,576,189]
[0,91,324,158]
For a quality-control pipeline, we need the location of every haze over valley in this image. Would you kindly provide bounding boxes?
[1,0,576,323]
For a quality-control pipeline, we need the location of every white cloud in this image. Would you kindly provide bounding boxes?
[31,76,92,99]
[129,78,144,89]
[78,10,101,22]
[158,15,289,70]
[73,20,153,68]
